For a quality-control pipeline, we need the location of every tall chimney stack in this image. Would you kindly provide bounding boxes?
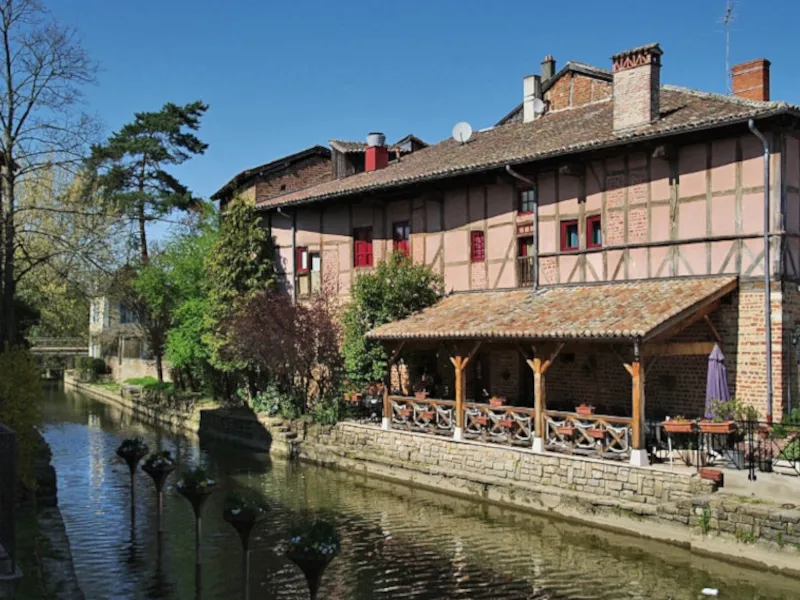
[365,132,388,172]
[611,43,662,133]
[541,55,556,82]
[732,59,770,101]
[523,74,543,123]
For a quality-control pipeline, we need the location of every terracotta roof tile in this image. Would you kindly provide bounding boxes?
[258,88,798,210]
[366,276,737,342]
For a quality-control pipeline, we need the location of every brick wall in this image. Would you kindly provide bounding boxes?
[255,156,332,205]
[544,72,612,112]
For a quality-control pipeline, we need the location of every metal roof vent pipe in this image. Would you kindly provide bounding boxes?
[366,132,388,172]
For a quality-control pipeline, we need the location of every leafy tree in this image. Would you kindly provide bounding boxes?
[163,217,217,390]
[228,289,343,416]
[0,348,42,489]
[205,199,275,372]
[342,253,443,388]
[123,258,172,383]
[0,0,99,350]
[86,100,209,262]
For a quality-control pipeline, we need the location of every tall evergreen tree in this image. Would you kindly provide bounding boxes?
[86,101,209,262]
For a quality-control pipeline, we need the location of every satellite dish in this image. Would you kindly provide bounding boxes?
[452,121,473,144]
[532,97,546,116]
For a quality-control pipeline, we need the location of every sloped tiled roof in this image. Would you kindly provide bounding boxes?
[366,276,737,342]
[257,87,798,210]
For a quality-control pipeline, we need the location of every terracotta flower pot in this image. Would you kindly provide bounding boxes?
[699,467,724,485]
[398,408,411,418]
[414,391,429,400]
[419,411,434,420]
[698,420,737,435]
[587,428,606,439]
[663,421,695,434]
[557,426,575,437]
[498,418,513,428]
[576,404,596,416]
[489,398,505,408]
[473,416,488,426]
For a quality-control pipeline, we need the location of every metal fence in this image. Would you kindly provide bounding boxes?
[0,423,16,574]
[649,419,800,480]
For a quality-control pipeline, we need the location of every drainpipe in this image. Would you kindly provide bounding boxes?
[505,165,538,290]
[748,119,773,423]
[276,208,297,305]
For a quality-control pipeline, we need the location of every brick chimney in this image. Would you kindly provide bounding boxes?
[365,132,388,172]
[732,59,770,101]
[541,55,556,82]
[611,43,662,133]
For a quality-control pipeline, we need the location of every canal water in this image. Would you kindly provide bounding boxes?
[41,384,800,600]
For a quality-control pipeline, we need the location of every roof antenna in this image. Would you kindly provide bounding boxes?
[720,0,737,94]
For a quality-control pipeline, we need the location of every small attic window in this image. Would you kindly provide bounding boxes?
[280,184,286,191]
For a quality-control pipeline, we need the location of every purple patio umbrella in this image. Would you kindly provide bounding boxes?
[705,343,731,418]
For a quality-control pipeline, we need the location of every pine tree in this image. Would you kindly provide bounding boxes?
[86,101,209,262]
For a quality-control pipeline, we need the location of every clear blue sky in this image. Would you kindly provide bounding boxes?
[53,0,799,237]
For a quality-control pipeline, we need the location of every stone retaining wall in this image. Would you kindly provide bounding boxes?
[64,374,201,435]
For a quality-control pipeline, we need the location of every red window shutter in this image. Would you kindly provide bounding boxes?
[471,231,485,263]
[296,246,309,273]
[354,228,374,267]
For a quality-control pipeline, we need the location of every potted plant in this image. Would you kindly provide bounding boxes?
[419,410,434,420]
[556,425,575,437]
[142,451,176,485]
[414,374,431,400]
[699,467,724,486]
[576,403,595,416]
[473,415,488,427]
[698,418,737,435]
[223,491,267,548]
[662,416,695,434]
[142,451,176,534]
[116,436,150,471]
[587,428,606,439]
[176,466,218,514]
[489,396,506,408]
[116,437,149,522]
[286,519,340,600]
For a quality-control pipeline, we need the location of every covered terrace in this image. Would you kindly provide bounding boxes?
[367,276,738,467]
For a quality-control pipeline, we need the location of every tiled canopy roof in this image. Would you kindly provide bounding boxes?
[257,88,798,210]
[366,276,737,342]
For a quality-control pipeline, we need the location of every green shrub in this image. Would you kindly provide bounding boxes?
[76,356,109,382]
[124,376,160,387]
[0,349,43,490]
[342,253,443,388]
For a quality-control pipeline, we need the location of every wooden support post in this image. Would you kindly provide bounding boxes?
[382,342,406,431]
[526,342,562,452]
[530,357,545,439]
[451,355,465,431]
[630,340,648,466]
[449,342,481,441]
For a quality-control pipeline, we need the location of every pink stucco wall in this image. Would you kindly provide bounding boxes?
[267,132,789,297]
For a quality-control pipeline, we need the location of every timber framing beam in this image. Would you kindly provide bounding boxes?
[642,341,716,358]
